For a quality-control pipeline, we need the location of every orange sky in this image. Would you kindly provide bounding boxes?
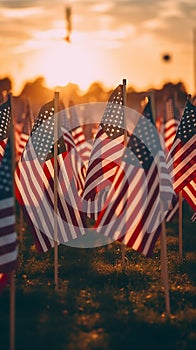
[0,0,196,94]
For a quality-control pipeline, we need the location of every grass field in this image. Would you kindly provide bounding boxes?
[0,203,195,350]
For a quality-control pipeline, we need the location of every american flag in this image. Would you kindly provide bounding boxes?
[180,97,196,211]
[0,137,18,272]
[82,85,125,220]
[95,99,173,256]
[181,95,196,211]
[15,100,86,253]
[0,96,17,273]
[167,99,196,193]
[163,98,195,219]
[69,100,92,164]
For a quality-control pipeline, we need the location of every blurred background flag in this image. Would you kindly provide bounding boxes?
[0,97,11,163]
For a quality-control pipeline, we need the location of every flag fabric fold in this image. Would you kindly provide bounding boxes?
[164,97,180,151]
[15,100,86,253]
[95,98,173,256]
[167,100,196,193]
[82,84,125,221]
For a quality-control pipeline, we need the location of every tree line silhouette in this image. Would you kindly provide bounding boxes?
[0,75,190,124]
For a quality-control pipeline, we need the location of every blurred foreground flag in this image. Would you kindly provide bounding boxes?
[167,99,196,193]
[0,97,18,275]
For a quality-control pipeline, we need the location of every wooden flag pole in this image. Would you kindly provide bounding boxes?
[10,93,16,350]
[178,191,183,259]
[149,93,171,316]
[54,91,59,291]
[121,78,127,270]
[160,213,171,315]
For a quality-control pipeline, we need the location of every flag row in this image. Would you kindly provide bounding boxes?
[0,87,195,282]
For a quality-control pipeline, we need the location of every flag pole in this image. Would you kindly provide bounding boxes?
[121,78,127,270]
[160,210,171,315]
[178,191,183,259]
[10,93,16,350]
[54,91,59,291]
[149,94,171,316]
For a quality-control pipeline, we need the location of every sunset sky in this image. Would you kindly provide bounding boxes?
[0,0,196,94]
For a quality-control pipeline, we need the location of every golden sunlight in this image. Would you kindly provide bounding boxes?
[36,31,103,90]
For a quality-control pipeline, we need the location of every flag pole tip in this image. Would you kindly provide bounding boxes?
[122,79,127,86]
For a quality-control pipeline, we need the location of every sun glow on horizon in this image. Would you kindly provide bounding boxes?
[19,28,107,91]
[0,0,195,96]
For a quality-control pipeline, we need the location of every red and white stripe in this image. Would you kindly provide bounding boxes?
[164,119,179,151]
[182,179,196,211]
[163,102,180,221]
[0,138,8,164]
[62,126,86,194]
[71,126,92,163]
[16,132,29,160]
[95,153,163,257]
[15,141,86,252]
[0,197,18,272]
[82,126,124,201]
[167,136,196,193]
